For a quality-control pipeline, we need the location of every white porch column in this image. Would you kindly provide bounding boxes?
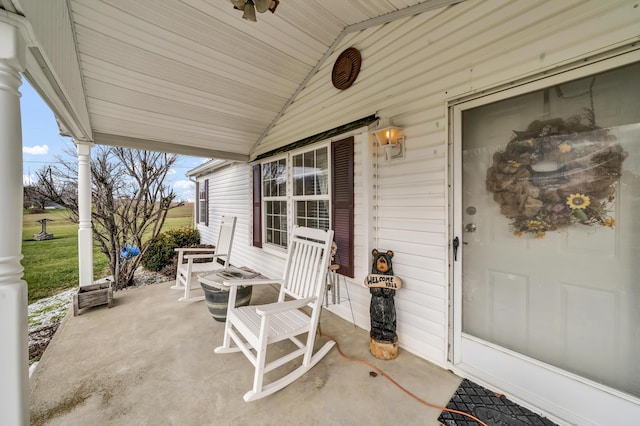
[76,141,94,287]
[0,21,28,425]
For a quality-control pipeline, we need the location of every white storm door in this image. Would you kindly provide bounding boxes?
[451,57,640,425]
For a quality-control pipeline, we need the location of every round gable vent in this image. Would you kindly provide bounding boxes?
[332,47,361,90]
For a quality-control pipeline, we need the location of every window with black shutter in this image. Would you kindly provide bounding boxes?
[252,136,355,277]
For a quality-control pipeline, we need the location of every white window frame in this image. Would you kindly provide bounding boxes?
[261,155,288,250]
[198,181,207,224]
[260,143,331,251]
[291,145,331,232]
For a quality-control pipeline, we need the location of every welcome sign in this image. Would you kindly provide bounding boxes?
[365,274,402,289]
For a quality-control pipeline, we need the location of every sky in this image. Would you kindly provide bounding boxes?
[20,79,206,202]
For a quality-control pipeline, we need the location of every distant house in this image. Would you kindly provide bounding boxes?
[43,203,63,210]
[2,1,639,423]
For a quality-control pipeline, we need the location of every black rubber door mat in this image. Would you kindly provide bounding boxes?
[438,379,558,425]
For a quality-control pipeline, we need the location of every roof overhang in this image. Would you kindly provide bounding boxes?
[4,0,461,161]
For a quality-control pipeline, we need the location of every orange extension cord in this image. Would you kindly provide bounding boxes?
[319,331,489,426]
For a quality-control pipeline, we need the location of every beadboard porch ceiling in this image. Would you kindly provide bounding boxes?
[5,0,458,161]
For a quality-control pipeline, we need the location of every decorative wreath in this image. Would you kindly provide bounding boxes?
[486,110,627,236]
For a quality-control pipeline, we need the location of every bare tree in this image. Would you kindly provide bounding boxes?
[23,184,51,210]
[33,164,78,218]
[36,145,181,289]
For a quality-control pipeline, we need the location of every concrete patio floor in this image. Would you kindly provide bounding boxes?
[29,280,462,426]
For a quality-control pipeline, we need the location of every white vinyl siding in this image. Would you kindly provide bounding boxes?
[254,0,640,366]
[197,162,286,281]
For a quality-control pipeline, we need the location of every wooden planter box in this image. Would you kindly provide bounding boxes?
[73,282,113,316]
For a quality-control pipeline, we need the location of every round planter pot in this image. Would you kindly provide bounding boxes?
[201,282,252,322]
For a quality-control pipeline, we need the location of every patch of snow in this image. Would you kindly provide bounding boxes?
[28,289,75,331]
[29,361,39,378]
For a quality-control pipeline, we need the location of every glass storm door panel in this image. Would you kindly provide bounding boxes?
[453,59,640,423]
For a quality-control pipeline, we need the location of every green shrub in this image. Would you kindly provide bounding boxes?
[142,228,200,272]
[165,227,200,248]
[141,233,173,272]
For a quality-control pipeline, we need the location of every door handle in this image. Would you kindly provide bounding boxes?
[453,237,460,261]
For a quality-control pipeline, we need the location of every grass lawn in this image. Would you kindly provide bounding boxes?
[23,203,194,303]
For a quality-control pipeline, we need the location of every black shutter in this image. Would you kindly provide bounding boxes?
[195,181,200,224]
[204,179,209,226]
[252,164,262,248]
[331,137,354,278]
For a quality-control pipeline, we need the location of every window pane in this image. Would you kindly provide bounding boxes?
[295,200,329,230]
[304,173,313,195]
[263,159,287,197]
[198,186,207,223]
[262,165,271,197]
[293,153,303,196]
[316,147,328,170]
[264,200,287,248]
[277,159,286,196]
[292,147,329,197]
[293,153,302,195]
[319,218,330,230]
[199,201,206,223]
[316,148,329,195]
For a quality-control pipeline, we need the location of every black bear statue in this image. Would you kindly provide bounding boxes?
[369,249,396,342]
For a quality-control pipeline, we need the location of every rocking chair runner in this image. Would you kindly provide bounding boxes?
[214,226,335,402]
[171,216,236,302]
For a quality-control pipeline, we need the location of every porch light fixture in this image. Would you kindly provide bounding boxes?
[373,118,405,161]
[231,0,279,22]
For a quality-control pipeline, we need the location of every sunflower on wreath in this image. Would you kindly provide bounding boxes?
[485,110,627,236]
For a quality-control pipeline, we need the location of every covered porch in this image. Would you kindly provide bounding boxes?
[1,2,461,422]
[2,0,639,424]
[29,281,461,425]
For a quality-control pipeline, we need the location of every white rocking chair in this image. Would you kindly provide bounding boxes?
[214,226,335,402]
[171,216,236,302]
